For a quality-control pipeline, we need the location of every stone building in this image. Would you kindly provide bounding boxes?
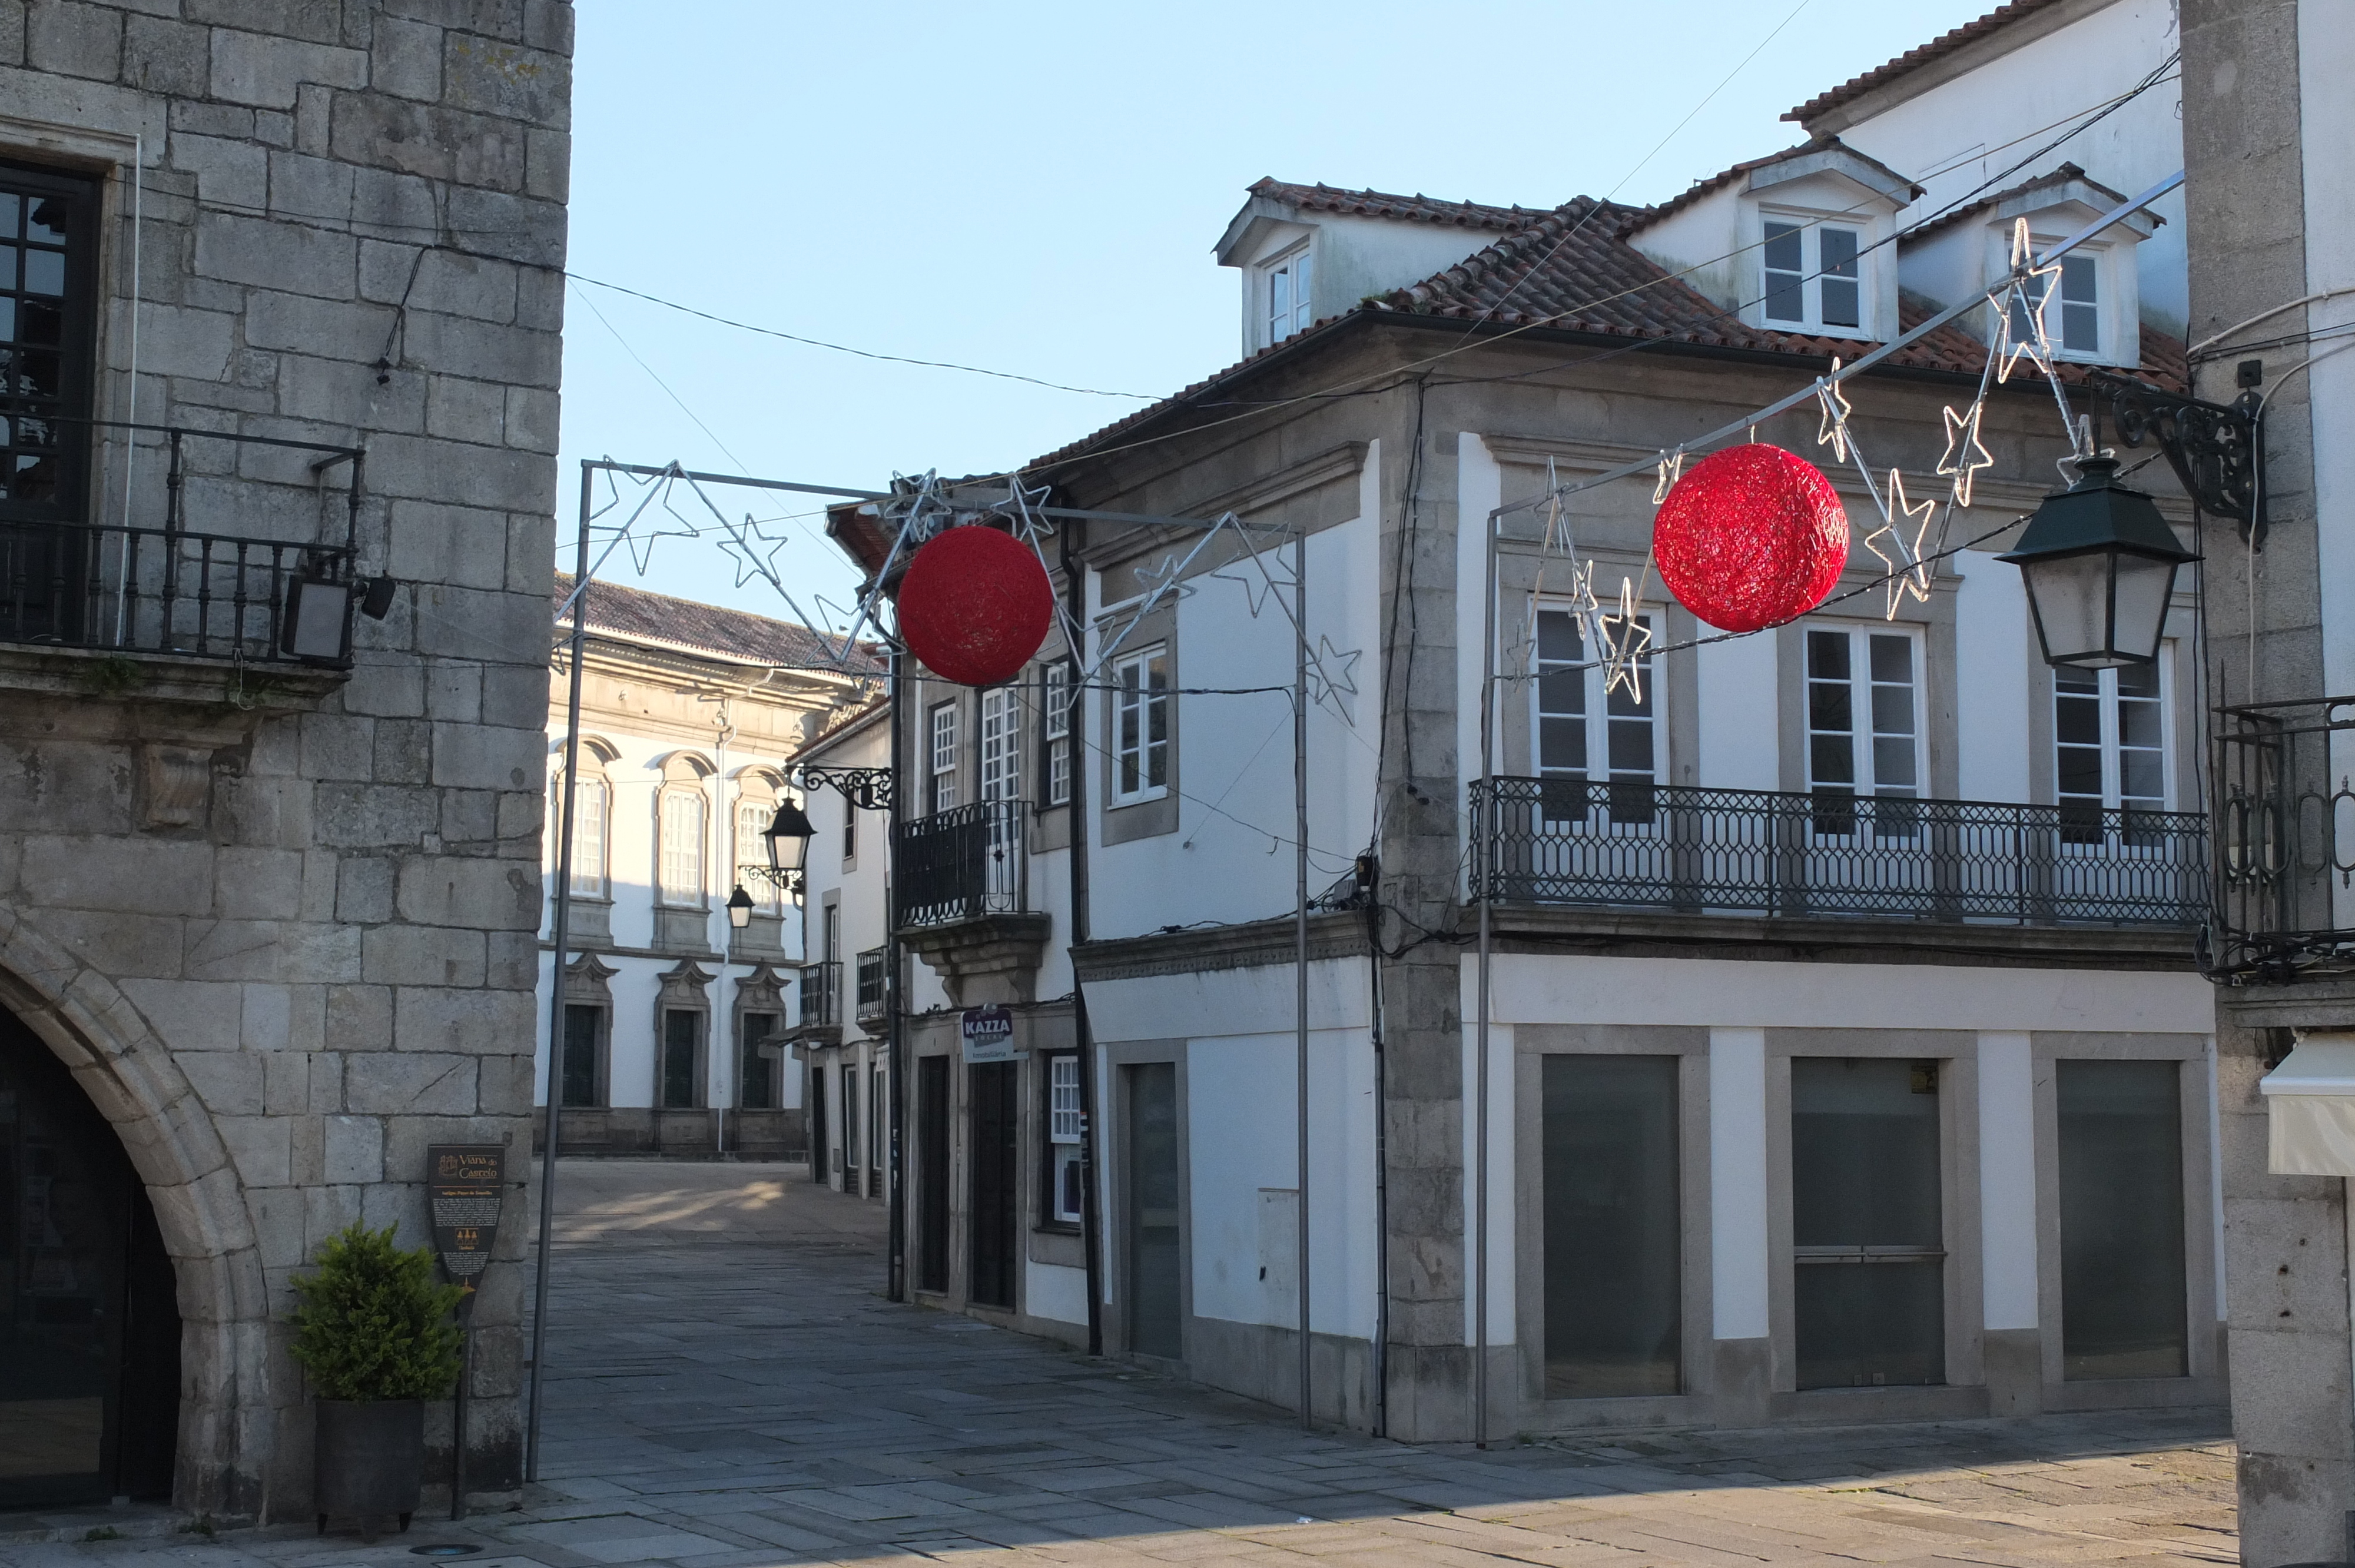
[533,574,875,1160]
[0,0,569,1520]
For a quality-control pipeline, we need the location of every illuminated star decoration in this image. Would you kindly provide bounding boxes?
[1994,218,2062,385]
[714,510,791,589]
[1652,449,1686,506]
[1814,359,1855,463]
[1596,574,1655,702]
[1132,553,1196,604]
[1862,469,1938,617]
[1936,401,1995,509]
[1209,520,1295,619]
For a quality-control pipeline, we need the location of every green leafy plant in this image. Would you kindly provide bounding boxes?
[288,1223,463,1401]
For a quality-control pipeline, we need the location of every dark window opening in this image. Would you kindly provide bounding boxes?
[660,1009,701,1109]
[1792,1057,1945,1389]
[969,1061,1019,1308]
[1543,1055,1681,1398]
[917,1055,950,1292]
[1125,1061,1182,1358]
[2058,1059,2187,1379]
[739,1011,777,1109]
[562,1004,601,1108]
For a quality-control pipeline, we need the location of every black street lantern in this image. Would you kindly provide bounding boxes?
[1998,454,2199,669]
[726,884,755,931]
[764,798,816,877]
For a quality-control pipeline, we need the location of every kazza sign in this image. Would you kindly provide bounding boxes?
[960,1005,1015,1062]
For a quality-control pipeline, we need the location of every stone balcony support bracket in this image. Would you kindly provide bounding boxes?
[898,913,1053,1008]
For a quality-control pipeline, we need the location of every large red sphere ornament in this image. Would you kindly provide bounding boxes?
[895,524,1055,685]
[1651,444,1849,633]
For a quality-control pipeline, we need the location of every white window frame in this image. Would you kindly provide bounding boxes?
[980,685,1020,803]
[657,785,708,908]
[2003,232,2109,363]
[1110,644,1170,806]
[2054,648,2174,838]
[558,772,609,899]
[928,699,960,813]
[735,795,782,913]
[1263,243,1314,346]
[1803,622,1926,835]
[1043,662,1072,807]
[1048,1052,1083,1226]
[1759,211,1870,334]
[1531,600,1663,825]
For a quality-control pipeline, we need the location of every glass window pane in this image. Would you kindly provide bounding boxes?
[1608,718,1654,774]
[1820,228,1860,278]
[2120,750,2164,802]
[2116,662,2160,699]
[1792,1057,1944,1389]
[22,248,63,295]
[25,197,67,245]
[1810,733,1855,786]
[2063,300,2098,354]
[1820,278,1860,329]
[2118,699,2162,750]
[1537,668,1583,718]
[2062,254,2097,304]
[2058,1060,2186,1379]
[0,192,18,237]
[1807,629,1849,680]
[1538,715,1586,774]
[1808,682,1852,733]
[2058,746,2105,799]
[1868,634,1912,685]
[1538,609,1584,664]
[1872,736,1917,788]
[1870,685,1915,736]
[0,247,15,291]
[2056,694,2101,745]
[1543,1055,1680,1398]
[1763,222,1802,272]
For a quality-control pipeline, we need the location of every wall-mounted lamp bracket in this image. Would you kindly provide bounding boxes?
[2093,371,2266,549]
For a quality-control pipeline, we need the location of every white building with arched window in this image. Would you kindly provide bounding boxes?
[538,574,881,1157]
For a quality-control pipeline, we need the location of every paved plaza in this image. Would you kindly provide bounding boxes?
[4,1161,2237,1567]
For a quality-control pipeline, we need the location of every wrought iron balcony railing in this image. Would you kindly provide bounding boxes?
[798,961,840,1029]
[855,946,888,1020]
[896,799,1029,928]
[1470,777,2206,928]
[1,519,355,667]
[2211,696,2355,978]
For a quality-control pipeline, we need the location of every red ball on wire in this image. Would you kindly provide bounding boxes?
[1650,444,1849,634]
[895,524,1056,686]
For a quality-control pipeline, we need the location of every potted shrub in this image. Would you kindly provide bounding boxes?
[290,1222,463,1537]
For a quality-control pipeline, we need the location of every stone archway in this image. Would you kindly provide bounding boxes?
[0,903,269,1516]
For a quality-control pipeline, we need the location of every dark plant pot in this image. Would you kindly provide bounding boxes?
[314,1398,422,1534]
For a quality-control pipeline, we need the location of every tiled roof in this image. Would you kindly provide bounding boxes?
[1246,178,1545,232]
[795,692,889,761]
[1027,182,2187,474]
[1785,0,2071,126]
[555,572,882,675]
[1902,162,2151,242]
[1629,138,1921,232]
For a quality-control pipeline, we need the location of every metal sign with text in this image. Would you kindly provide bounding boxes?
[427,1144,504,1314]
[960,1005,1016,1062]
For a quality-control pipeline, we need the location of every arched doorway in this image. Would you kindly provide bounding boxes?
[0,1007,179,1508]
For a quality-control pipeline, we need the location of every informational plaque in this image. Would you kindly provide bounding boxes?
[427,1144,504,1314]
[960,1005,1016,1063]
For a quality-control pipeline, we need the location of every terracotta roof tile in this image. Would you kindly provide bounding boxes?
[1028,184,2187,473]
[1786,0,2069,127]
[1246,178,1544,232]
[1627,138,1921,232]
[555,572,882,674]
[1902,162,2155,244]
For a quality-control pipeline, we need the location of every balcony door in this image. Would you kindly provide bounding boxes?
[1517,604,1662,899]
[1,166,97,651]
[1792,1057,1945,1389]
[1802,626,1931,908]
[968,1061,1018,1308]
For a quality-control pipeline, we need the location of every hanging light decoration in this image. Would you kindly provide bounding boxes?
[895,524,1056,686]
[1999,454,2197,669]
[1651,444,1849,633]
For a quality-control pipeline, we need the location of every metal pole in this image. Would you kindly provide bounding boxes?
[450,1320,472,1520]
[1474,513,1497,1449]
[525,462,592,1483]
[885,649,907,1303]
[1064,522,1106,1358]
[1295,527,1312,1430]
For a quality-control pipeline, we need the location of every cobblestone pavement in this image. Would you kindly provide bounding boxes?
[3,1160,2237,1568]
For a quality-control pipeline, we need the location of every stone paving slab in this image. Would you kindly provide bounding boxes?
[0,1160,2238,1568]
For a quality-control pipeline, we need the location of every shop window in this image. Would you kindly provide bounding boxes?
[1792,1057,1944,1388]
[1542,1055,1680,1397]
[2058,1059,2187,1379]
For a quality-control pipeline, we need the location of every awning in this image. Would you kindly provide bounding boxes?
[2260,1036,2355,1176]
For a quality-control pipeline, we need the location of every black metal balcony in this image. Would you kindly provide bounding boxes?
[1470,777,2206,927]
[855,946,888,1021]
[798,961,840,1029]
[896,799,1028,927]
[1,519,355,667]
[2211,696,2355,978]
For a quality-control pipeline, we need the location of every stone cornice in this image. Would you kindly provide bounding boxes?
[1479,903,2198,972]
[1074,911,1374,983]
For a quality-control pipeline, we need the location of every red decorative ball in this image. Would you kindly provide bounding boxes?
[1651,444,1849,633]
[896,524,1055,686]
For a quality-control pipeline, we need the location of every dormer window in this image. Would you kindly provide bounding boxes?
[1763,218,1864,331]
[2011,251,2101,356]
[1264,245,1313,344]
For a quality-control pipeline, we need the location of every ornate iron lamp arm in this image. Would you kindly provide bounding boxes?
[795,765,895,813]
[2093,371,2266,547]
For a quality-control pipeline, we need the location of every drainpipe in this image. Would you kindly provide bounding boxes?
[1063,519,1106,1357]
[712,697,735,1158]
[886,647,907,1300]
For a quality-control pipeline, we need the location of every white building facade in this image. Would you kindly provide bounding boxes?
[822,0,2230,1444]
[535,576,877,1158]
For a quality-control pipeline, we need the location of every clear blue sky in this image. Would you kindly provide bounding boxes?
[556,0,1995,622]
